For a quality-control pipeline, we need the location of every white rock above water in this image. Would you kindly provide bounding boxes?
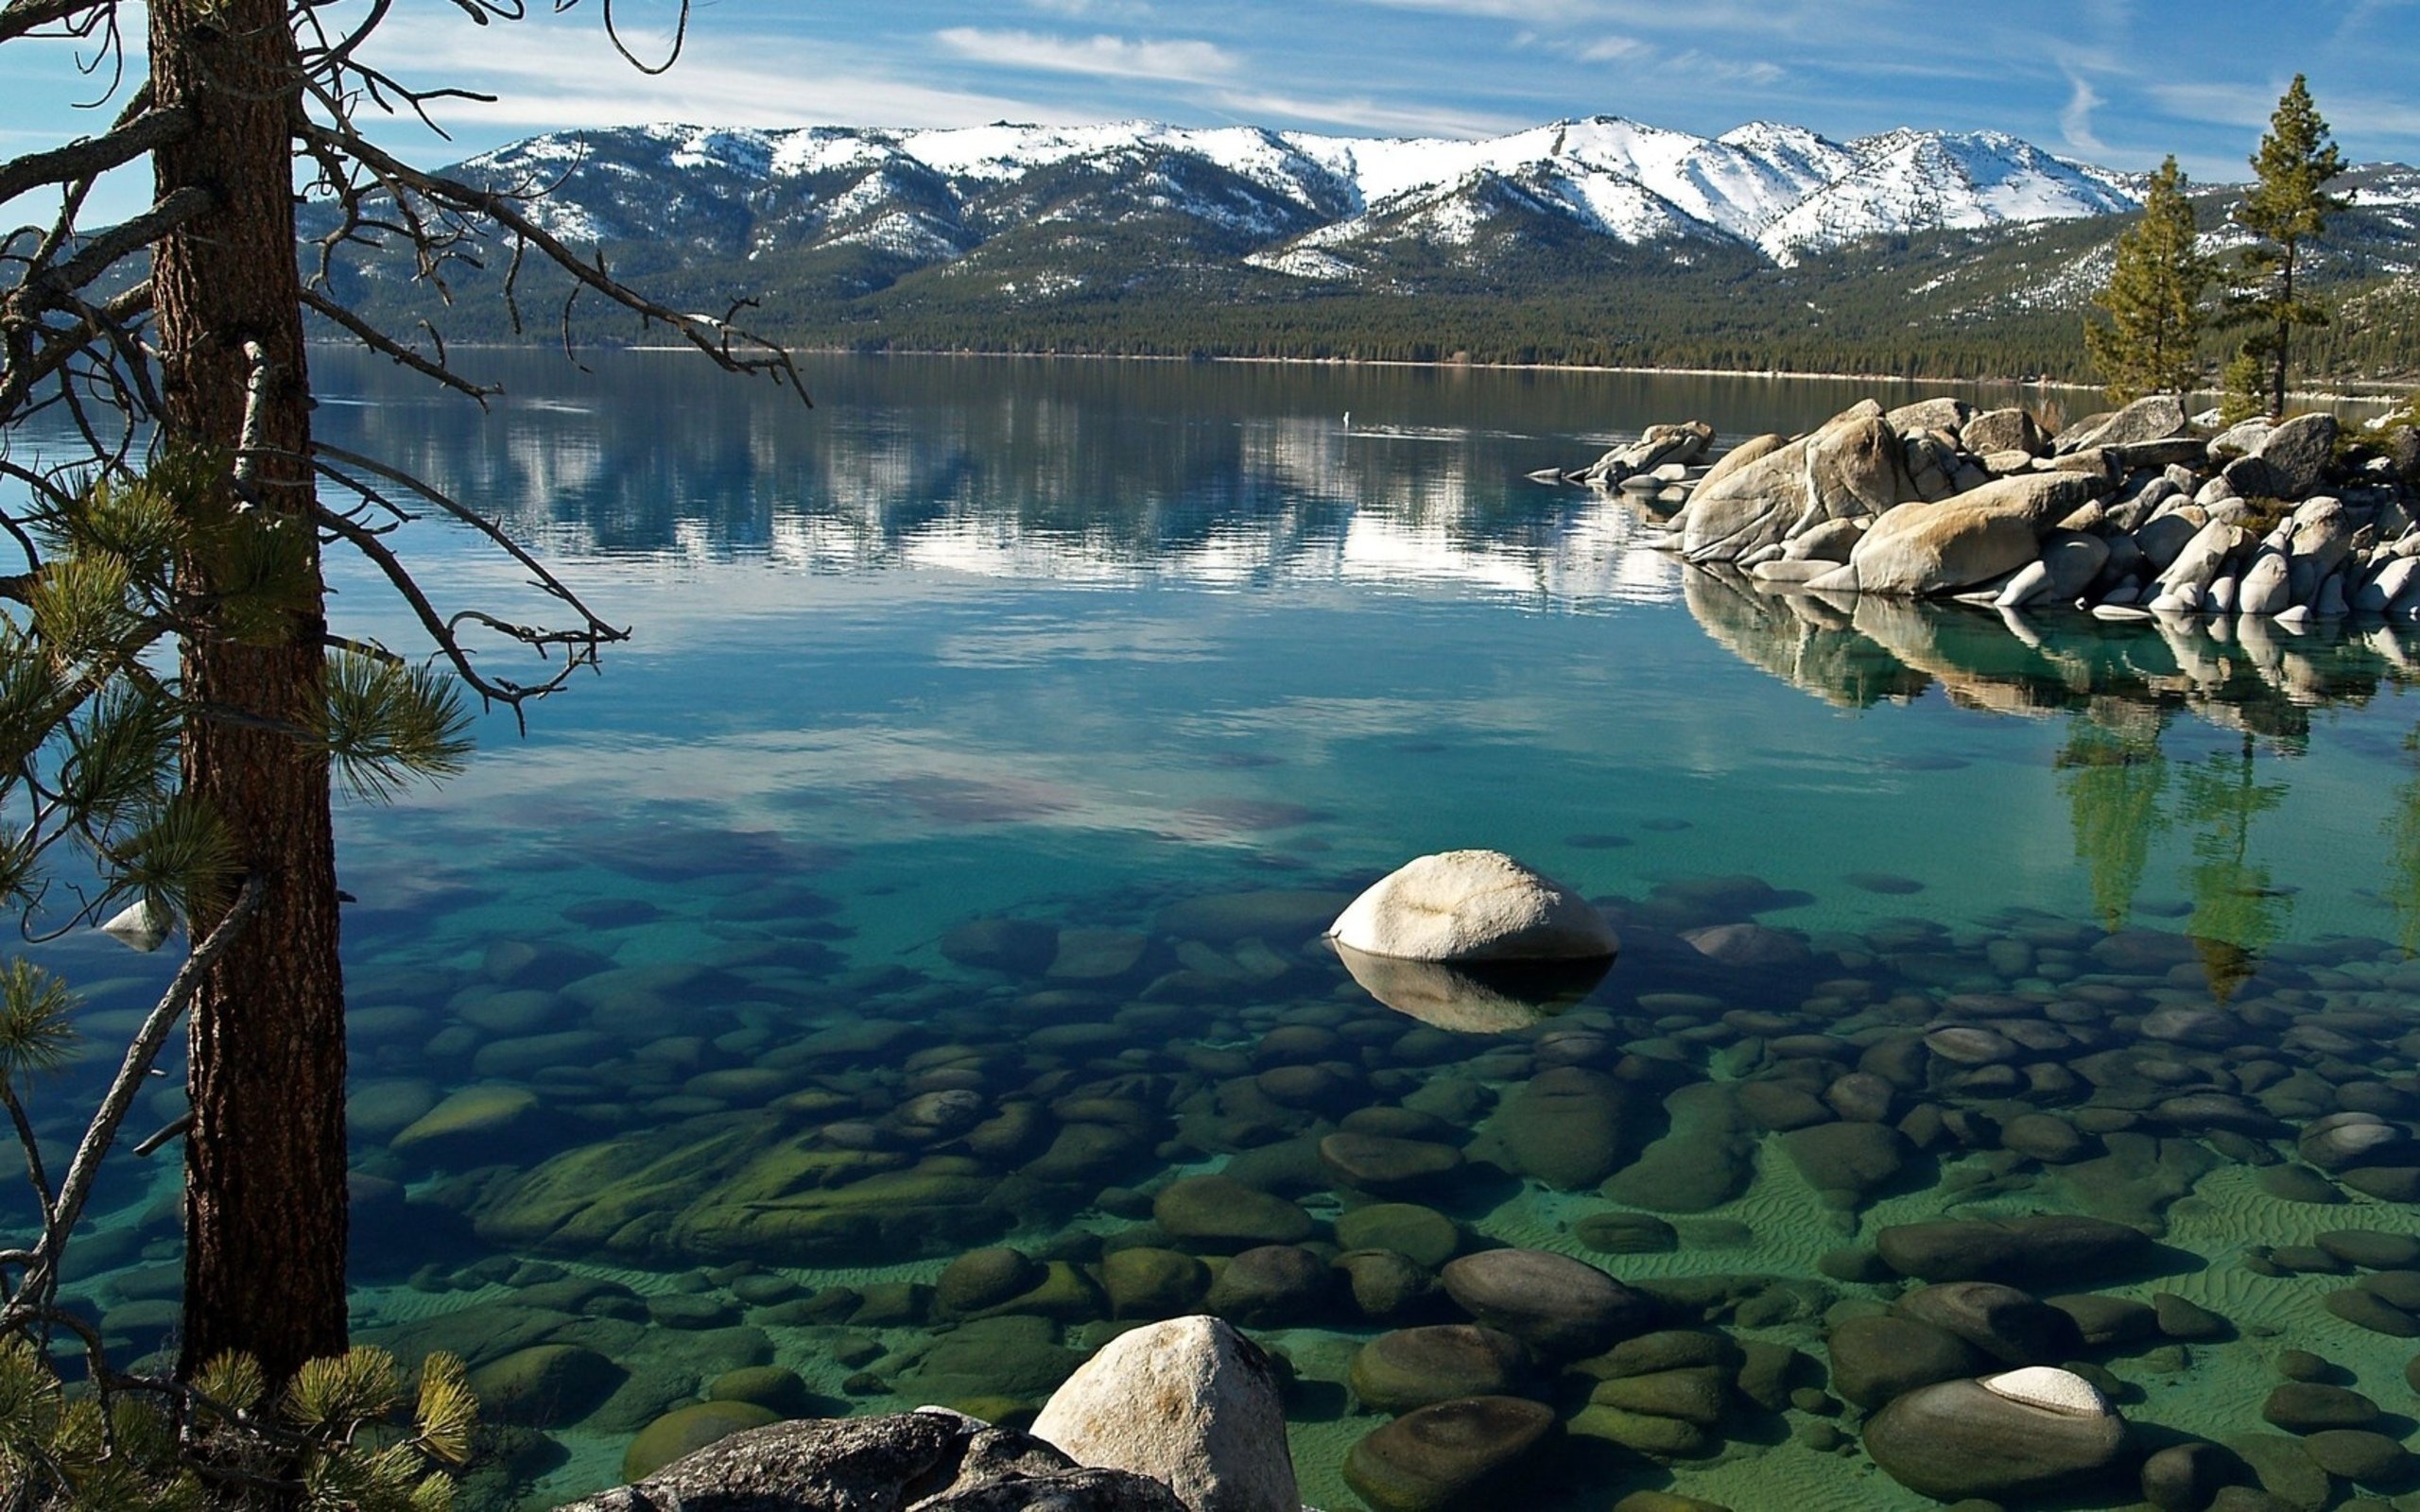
[1982,1366,2110,1416]
[99,898,173,953]
[1328,850,1617,962]
[1030,1315,1298,1512]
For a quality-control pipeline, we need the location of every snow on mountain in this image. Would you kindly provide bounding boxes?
[1754,129,2140,265]
[452,112,2155,280]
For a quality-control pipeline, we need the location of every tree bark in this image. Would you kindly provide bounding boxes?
[150,0,349,1390]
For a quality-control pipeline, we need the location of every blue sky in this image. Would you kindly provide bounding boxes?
[6,0,2418,225]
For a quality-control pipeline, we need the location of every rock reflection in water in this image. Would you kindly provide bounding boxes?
[1686,567,2418,737]
[1329,941,1614,1032]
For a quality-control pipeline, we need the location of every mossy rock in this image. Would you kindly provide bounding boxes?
[902,1314,1083,1401]
[706,1366,815,1417]
[469,1344,626,1429]
[390,1084,540,1159]
[1335,1204,1461,1270]
[967,1261,1106,1324]
[1099,1247,1211,1319]
[621,1400,779,1483]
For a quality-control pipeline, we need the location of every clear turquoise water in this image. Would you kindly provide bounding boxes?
[14,352,2420,1510]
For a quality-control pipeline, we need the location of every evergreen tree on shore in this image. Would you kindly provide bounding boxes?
[2231,75,2348,417]
[2085,156,2212,403]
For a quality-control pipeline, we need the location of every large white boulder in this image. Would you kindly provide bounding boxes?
[1030,1316,1297,1512]
[1328,850,1616,962]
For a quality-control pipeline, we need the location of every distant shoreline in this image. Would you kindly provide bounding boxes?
[611,343,2411,404]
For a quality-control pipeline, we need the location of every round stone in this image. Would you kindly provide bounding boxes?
[1439,1249,1651,1359]
[937,1247,1045,1315]
[1576,1212,1680,1256]
[1153,1176,1314,1249]
[2262,1382,2379,1432]
[1099,1247,1210,1320]
[1349,1325,1530,1414]
[1863,1377,2130,1502]
[2300,1429,2411,1485]
[1336,1204,1461,1269]
[2319,1230,2420,1269]
[1319,1132,1464,1195]
[1202,1245,1333,1327]
[621,1400,780,1483]
[2324,1289,2419,1338]
[1342,1396,1557,1512]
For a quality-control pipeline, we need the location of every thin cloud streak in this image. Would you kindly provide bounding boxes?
[2060,70,2110,156]
[932,28,1239,84]
[1209,89,1529,139]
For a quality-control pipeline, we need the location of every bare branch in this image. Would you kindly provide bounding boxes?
[4,873,267,1324]
[299,288,497,404]
[311,497,620,724]
[0,105,191,209]
[24,184,213,302]
[0,0,106,47]
[295,119,810,406]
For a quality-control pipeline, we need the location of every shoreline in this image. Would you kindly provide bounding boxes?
[603,342,2414,404]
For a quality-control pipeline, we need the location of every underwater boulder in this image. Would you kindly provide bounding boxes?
[1864,1368,2130,1503]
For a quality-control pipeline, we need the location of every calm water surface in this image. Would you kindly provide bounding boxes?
[18,352,2420,1510]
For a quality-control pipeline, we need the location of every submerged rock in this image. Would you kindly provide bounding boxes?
[1439,1248,1651,1359]
[1350,1325,1530,1414]
[1875,1214,2154,1283]
[1864,1371,2129,1502]
[1343,1396,1556,1512]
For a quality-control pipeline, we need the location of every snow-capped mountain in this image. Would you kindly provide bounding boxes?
[448,113,2150,285]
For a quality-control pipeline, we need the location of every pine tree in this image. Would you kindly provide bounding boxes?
[2232,75,2348,417]
[2084,156,2212,403]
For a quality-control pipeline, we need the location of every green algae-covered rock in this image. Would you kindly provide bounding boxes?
[390,1084,539,1159]
[1335,1204,1461,1270]
[1480,1059,1635,1190]
[1344,1396,1555,1512]
[1100,1247,1211,1320]
[473,1113,1010,1266]
[937,1247,1045,1315]
[1349,1326,1528,1414]
[621,1400,779,1483]
[706,1366,816,1417]
[470,1344,626,1428]
[1153,1175,1314,1249]
[902,1315,1084,1402]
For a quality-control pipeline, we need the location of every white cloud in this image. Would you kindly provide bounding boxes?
[1025,0,1160,18]
[1578,35,1648,60]
[2060,69,2109,156]
[335,9,1052,142]
[932,28,1239,84]
[1663,51,1784,88]
[1210,89,1527,139]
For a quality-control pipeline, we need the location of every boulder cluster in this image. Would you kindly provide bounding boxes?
[1552,395,2420,618]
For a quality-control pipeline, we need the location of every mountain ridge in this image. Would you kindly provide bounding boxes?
[316,113,2420,382]
[458,113,2152,275]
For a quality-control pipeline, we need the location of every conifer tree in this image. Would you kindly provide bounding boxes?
[2085,156,2212,403]
[2232,75,2348,417]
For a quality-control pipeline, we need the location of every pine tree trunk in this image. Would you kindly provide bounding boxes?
[150,0,350,1391]
[2273,245,2296,419]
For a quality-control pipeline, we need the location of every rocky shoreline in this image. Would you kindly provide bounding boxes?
[1542,395,2420,622]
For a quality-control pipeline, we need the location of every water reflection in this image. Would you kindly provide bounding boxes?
[1684,567,2419,738]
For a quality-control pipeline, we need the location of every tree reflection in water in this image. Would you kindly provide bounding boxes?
[1684,573,2420,983]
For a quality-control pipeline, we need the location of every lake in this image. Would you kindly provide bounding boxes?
[18,351,2420,1510]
